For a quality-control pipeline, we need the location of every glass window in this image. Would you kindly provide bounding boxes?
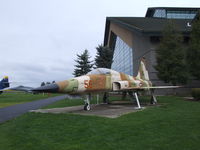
[87,68,111,75]
[111,36,133,75]
[153,9,166,18]
[152,9,197,19]
[167,10,197,19]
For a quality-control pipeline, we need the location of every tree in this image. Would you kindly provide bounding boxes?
[155,20,188,85]
[46,82,51,85]
[73,50,93,77]
[187,15,200,80]
[41,82,45,86]
[95,45,113,68]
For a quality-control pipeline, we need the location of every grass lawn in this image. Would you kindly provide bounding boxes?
[0,92,62,108]
[0,96,200,150]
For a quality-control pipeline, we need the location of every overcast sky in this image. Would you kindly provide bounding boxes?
[0,0,200,87]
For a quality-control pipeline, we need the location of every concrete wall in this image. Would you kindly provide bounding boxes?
[108,23,133,48]
[131,32,153,76]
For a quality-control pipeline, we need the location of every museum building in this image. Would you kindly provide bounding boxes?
[103,7,200,89]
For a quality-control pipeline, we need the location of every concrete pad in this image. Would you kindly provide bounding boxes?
[30,101,159,118]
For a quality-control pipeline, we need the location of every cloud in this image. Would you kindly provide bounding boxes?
[0,59,74,87]
[0,0,200,87]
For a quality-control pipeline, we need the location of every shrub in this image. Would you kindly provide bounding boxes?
[191,88,200,100]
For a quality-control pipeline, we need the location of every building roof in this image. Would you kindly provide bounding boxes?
[108,17,192,33]
[104,17,192,46]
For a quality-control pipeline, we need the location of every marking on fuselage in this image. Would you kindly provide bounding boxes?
[87,75,106,91]
[75,76,90,92]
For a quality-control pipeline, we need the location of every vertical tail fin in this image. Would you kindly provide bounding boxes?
[136,58,149,81]
[0,76,9,89]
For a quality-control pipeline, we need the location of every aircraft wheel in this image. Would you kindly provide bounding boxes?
[84,103,90,111]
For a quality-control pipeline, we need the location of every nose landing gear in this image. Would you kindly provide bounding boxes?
[84,94,91,111]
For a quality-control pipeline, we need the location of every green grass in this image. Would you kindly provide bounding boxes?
[43,98,84,109]
[0,92,62,108]
[0,96,200,150]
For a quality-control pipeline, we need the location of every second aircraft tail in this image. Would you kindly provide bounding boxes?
[0,76,9,89]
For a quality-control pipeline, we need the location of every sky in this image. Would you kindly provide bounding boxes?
[0,0,200,87]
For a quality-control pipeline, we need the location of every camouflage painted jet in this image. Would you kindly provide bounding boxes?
[32,59,180,110]
[0,76,9,94]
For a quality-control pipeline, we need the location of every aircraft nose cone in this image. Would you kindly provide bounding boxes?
[33,83,59,93]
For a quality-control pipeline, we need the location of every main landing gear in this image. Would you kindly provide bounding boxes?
[83,90,157,111]
[150,89,157,104]
[128,91,141,109]
[128,90,157,109]
[84,94,91,111]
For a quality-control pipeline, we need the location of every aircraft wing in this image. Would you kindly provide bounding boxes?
[0,87,12,91]
[117,86,182,91]
[0,87,12,94]
[139,86,181,89]
[9,86,34,92]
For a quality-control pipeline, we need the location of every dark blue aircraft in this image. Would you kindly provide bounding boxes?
[0,76,9,94]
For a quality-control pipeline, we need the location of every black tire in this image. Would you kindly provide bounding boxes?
[84,103,90,111]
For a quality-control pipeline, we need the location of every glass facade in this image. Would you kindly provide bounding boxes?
[167,10,196,19]
[153,9,166,18]
[111,36,133,75]
[153,9,197,19]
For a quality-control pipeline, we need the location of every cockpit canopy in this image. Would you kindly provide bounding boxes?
[87,68,116,75]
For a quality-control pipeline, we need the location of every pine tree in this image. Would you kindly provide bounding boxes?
[155,20,188,85]
[187,14,200,80]
[41,82,45,86]
[73,50,93,77]
[95,45,113,68]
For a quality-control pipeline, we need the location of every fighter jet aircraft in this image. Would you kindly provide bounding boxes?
[32,59,180,110]
[0,76,9,94]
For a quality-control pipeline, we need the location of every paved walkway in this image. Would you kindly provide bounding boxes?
[31,104,143,118]
[31,102,154,118]
[0,95,68,123]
